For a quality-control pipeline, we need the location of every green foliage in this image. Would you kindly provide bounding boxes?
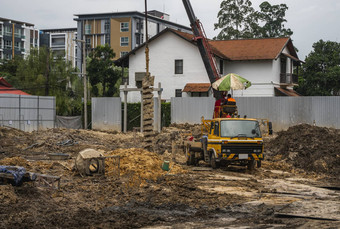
[214,0,256,39]
[296,40,340,96]
[214,0,293,39]
[0,47,82,115]
[87,44,121,97]
[122,102,171,131]
[258,1,293,38]
[161,102,171,127]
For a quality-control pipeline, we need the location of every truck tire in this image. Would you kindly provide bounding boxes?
[186,145,196,166]
[210,153,218,169]
[257,160,261,168]
[247,160,255,171]
[186,145,192,166]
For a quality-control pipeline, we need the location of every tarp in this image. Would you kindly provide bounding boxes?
[0,166,26,186]
[56,116,82,129]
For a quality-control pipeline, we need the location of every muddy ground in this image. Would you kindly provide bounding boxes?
[0,124,339,228]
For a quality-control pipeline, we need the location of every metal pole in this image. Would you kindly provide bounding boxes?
[83,35,87,129]
[124,83,127,133]
[158,82,162,133]
[140,91,143,133]
[145,0,149,76]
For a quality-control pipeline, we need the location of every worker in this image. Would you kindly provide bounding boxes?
[225,94,236,105]
[213,92,227,118]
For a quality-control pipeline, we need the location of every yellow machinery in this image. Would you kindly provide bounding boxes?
[186,117,272,170]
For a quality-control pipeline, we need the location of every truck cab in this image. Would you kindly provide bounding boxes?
[185,117,267,170]
[206,118,264,169]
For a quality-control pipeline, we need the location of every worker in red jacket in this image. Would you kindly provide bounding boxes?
[213,92,227,118]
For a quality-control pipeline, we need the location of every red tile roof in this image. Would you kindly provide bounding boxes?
[0,77,30,95]
[182,83,211,92]
[171,29,299,61]
[209,38,291,61]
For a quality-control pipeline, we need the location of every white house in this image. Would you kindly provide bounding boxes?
[115,28,303,102]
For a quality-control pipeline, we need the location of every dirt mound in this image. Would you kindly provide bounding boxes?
[0,185,17,204]
[266,124,340,177]
[105,148,186,182]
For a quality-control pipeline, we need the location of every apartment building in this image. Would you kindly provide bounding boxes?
[74,10,191,71]
[0,17,39,61]
[40,28,78,68]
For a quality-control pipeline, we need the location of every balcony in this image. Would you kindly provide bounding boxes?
[280,73,298,85]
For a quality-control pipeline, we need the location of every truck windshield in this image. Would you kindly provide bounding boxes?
[220,120,261,138]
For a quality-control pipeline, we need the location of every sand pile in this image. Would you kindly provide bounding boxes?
[105,148,186,181]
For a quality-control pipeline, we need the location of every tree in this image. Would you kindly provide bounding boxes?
[214,0,293,39]
[87,44,121,97]
[258,1,293,38]
[214,0,256,39]
[296,40,340,96]
[1,47,82,115]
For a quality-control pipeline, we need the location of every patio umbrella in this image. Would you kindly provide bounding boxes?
[212,73,251,91]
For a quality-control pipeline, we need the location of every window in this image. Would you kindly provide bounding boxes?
[175,89,182,97]
[120,52,128,57]
[213,122,219,136]
[86,38,91,49]
[120,37,129,46]
[192,92,208,97]
[120,22,129,32]
[85,24,91,34]
[175,59,183,74]
[105,34,110,44]
[4,53,12,60]
[4,40,12,49]
[104,19,110,33]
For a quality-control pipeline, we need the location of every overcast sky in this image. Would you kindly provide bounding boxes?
[1,0,340,60]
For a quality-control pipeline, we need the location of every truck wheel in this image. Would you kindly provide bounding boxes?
[210,153,218,169]
[257,160,261,168]
[247,160,255,171]
[186,145,192,166]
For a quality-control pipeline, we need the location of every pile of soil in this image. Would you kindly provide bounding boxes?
[105,148,187,181]
[266,124,340,178]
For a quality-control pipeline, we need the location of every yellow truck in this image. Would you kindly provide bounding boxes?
[185,117,272,170]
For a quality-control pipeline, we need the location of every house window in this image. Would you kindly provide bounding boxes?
[120,22,129,32]
[219,59,223,75]
[175,59,183,74]
[120,52,128,57]
[192,92,208,97]
[175,89,182,97]
[120,37,129,46]
[85,24,91,34]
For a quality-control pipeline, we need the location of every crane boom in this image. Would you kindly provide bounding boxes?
[182,0,220,88]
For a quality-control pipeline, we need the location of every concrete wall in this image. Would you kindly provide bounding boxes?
[171,96,340,131]
[0,95,55,132]
[224,60,278,97]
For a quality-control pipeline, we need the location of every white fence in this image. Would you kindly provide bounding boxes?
[0,94,55,132]
[171,96,340,131]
